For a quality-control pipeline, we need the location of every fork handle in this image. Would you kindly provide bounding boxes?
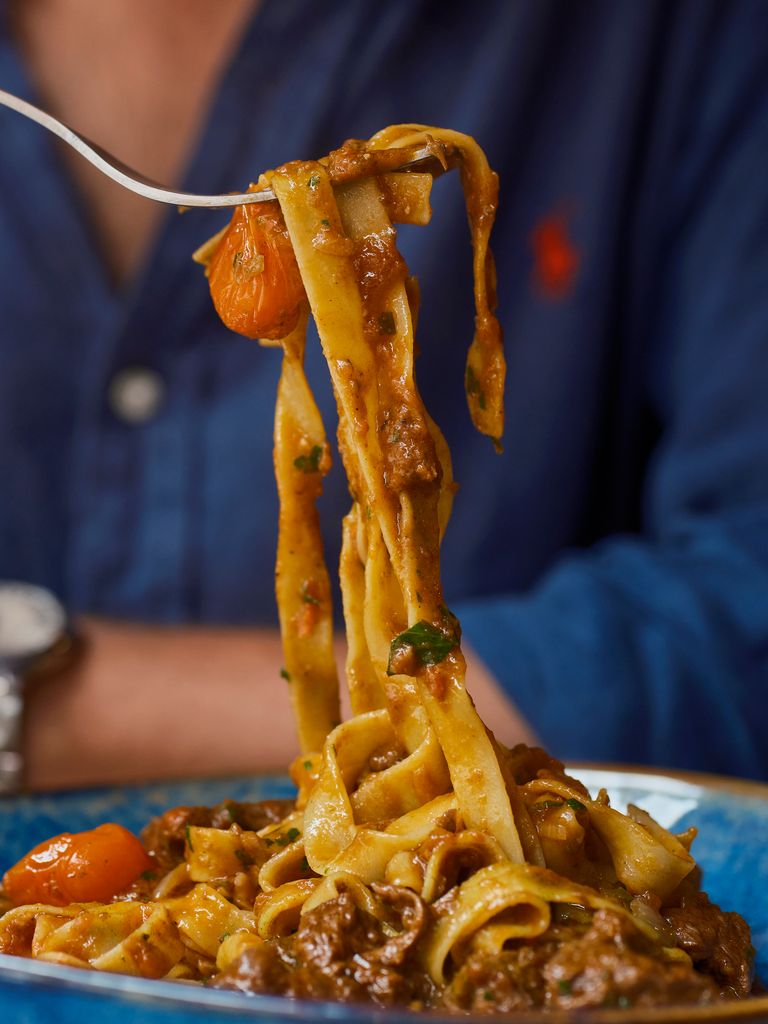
[0,87,272,208]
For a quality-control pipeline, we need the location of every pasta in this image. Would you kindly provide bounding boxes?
[0,127,755,1012]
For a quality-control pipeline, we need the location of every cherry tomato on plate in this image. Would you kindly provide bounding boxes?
[2,823,154,907]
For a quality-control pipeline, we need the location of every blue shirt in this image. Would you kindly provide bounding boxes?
[1,1,767,776]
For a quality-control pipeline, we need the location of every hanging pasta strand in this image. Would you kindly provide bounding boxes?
[338,505,386,716]
[369,125,506,446]
[273,311,340,753]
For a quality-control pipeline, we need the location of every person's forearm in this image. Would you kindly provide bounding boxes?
[23,618,535,791]
[456,512,768,776]
[24,618,300,790]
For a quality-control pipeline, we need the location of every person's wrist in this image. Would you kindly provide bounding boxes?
[0,583,80,794]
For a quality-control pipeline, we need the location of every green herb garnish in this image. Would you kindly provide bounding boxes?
[301,585,320,606]
[307,173,321,189]
[483,990,495,1002]
[566,798,587,812]
[276,827,301,847]
[320,218,330,226]
[303,760,313,771]
[140,870,157,882]
[185,824,194,852]
[558,980,573,995]
[387,620,458,675]
[300,856,310,872]
[219,932,231,943]
[378,311,397,335]
[293,444,323,473]
[280,667,291,682]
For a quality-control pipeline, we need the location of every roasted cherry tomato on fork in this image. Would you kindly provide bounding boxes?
[207,199,305,340]
[2,822,154,907]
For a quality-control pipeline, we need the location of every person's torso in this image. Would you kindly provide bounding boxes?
[0,0,714,622]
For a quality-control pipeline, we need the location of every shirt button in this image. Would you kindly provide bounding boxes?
[108,367,165,424]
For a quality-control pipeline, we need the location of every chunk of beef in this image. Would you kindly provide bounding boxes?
[665,893,754,996]
[445,912,720,1014]
[445,937,561,1013]
[543,909,719,1010]
[216,889,433,1007]
[141,799,293,869]
[212,942,291,995]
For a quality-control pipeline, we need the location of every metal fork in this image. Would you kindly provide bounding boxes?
[0,87,448,208]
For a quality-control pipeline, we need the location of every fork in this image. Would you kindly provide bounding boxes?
[0,87,448,208]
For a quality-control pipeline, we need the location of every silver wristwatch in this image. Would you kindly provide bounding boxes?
[0,582,74,795]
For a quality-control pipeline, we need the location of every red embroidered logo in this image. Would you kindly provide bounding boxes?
[530,210,580,299]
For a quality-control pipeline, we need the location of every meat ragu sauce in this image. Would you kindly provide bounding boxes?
[0,129,757,1014]
[0,754,753,1013]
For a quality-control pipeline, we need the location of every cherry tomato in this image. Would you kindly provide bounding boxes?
[207,200,305,340]
[2,823,154,907]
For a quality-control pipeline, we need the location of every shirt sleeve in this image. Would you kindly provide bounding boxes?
[455,4,768,777]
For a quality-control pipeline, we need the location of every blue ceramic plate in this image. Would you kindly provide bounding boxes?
[1,767,768,1024]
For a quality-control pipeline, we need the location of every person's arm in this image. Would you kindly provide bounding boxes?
[24,619,534,790]
[24,619,298,790]
[457,10,768,777]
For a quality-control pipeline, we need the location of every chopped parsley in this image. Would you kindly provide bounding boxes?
[280,667,291,682]
[303,760,313,771]
[219,932,231,943]
[558,980,573,995]
[364,504,373,520]
[307,173,321,189]
[300,584,321,606]
[566,798,587,812]
[378,311,397,335]
[235,848,249,865]
[320,218,330,226]
[185,824,194,852]
[300,856,310,872]
[483,991,495,1002]
[276,827,301,847]
[293,444,323,473]
[387,619,459,675]
[139,869,157,882]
